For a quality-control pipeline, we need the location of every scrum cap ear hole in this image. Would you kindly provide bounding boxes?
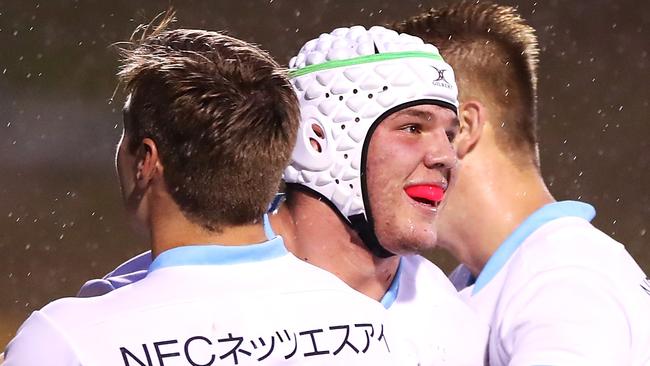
[311,123,325,139]
[309,138,322,153]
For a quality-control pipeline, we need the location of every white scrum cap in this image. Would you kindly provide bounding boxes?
[284,25,458,256]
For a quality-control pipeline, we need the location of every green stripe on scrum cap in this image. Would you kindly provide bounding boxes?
[289,51,444,78]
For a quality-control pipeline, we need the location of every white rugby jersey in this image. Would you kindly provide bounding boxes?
[459,201,650,366]
[77,215,489,365]
[385,255,489,365]
[5,237,403,366]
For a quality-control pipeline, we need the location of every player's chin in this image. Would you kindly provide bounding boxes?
[381,230,439,256]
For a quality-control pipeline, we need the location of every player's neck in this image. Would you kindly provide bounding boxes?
[448,152,554,276]
[272,191,400,301]
[146,194,267,258]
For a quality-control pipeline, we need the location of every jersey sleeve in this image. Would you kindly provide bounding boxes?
[77,270,148,298]
[4,311,80,366]
[498,266,633,366]
[77,251,151,298]
[448,264,475,291]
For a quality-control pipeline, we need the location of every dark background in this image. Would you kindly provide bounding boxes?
[1,0,648,346]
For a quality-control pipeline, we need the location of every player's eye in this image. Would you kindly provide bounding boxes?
[401,124,421,134]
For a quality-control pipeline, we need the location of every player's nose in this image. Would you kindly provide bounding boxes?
[423,134,456,170]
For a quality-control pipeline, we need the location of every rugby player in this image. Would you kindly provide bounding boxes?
[4,24,400,365]
[394,2,650,365]
[78,26,489,365]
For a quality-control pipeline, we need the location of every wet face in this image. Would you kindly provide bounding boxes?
[365,104,458,255]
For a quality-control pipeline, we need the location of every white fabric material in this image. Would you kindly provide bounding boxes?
[76,253,488,365]
[5,251,401,365]
[284,25,458,221]
[392,255,488,365]
[460,217,650,366]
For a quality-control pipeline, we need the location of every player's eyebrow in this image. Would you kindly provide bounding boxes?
[391,108,459,128]
[391,108,433,120]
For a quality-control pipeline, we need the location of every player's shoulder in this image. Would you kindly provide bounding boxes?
[4,295,114,365]
[280,254,388,307]
[4,310,80,365]
[502,216,649,311]
[36,291,125,331]
[392,255,477,314]
[390,256,489,365]
[514,216,637,276]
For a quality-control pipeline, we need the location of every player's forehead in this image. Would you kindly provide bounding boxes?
[386,104,458,125]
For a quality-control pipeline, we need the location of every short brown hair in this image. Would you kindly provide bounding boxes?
[118,24,299,231]
[393,1,540,165]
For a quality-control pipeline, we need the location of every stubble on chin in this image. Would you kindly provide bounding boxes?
[375,220,438,256]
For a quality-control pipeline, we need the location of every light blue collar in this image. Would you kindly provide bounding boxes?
[263,213,276,239]
[149,236,288,272]
[380,257,403,309]
[472,200,595,295]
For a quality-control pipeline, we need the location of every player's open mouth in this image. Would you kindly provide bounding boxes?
[404,184,445,209]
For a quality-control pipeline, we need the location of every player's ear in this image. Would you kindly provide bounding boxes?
[135,138,162,189]
[455,101,486,159]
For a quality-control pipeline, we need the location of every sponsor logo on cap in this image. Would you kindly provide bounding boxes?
[431,66,452,89]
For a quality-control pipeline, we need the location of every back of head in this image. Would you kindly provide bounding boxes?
[119,24,299,231]
[393,1,540,166]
